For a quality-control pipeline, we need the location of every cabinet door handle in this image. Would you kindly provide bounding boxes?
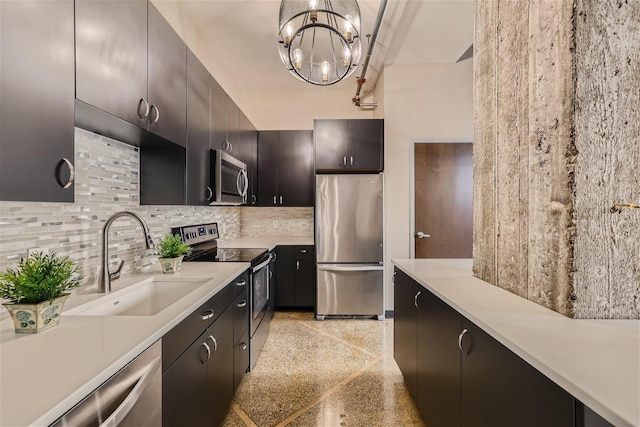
[229,142,233,152]
[269,270,273,279]
[201,309,214,320]
[236,280,247,287]
[273,195,277,205]
[252,194,257,205]
[296,261,300,270]
[343,156,347,166]
[205,186,213,201]
[56,158,75,189]
[392,270,397,284]
[300,249,307,253]
[149,104,160,123]
[207,335,218,354]
[458,329,471,355]
[137,98,150,119]
[350,156,354,166]
[238,342,248,351]
[414,291,421,309]
[236,300,247,308]
[201,342,211,362]
[279,195,283,205]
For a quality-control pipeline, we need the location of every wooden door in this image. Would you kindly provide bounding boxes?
[414,143,473,258]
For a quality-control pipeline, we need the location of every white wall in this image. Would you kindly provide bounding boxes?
[382,61,473,310]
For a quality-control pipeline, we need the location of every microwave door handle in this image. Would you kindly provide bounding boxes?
[240,169,248,198]
[236,170,242,196]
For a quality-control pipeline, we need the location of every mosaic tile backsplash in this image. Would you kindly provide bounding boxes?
[0,128,314,304]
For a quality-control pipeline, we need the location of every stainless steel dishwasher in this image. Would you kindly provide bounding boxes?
[51,340,162,427]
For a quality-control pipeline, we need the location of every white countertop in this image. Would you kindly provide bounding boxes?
[219,236,314,251]
[0,262,249,427]
[392,259,640,427]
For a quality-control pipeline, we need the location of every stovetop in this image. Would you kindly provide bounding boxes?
[172,223,268,264]
[185,247,268,263]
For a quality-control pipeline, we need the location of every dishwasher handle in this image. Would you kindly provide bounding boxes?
[99,356,161,427]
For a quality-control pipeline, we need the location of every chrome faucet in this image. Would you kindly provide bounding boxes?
[99,211,155,293]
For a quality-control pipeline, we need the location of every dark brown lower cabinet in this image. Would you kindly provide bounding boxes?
[393,267,609,427]
[163,306,233,427]
[275,245,315,309]
[460,320,575,427]
[417,285,462,427]
[393,270,420,398]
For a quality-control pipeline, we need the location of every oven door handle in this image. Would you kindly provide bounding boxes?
[252,257,271,272]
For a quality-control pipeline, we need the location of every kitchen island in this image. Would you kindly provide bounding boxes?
[393,258,639,427]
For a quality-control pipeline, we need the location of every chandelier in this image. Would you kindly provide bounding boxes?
[278,0,362,86]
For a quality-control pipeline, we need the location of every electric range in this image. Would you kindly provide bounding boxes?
[171,222,273,370]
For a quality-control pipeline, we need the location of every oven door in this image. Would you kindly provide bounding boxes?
[210,150,248,205]
[250,253,271,335]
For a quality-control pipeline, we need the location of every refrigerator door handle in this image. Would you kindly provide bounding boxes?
[317,264,384,272]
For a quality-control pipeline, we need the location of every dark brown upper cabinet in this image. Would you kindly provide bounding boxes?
[76,2,186,146]
[147,3,187,146]
[314,119,384,172]
[210,77,241,156]
[0,0,75,202]
[186,49,212,206]
[237,112,258,206]
[75,0,148,130]
[257,130,314,207]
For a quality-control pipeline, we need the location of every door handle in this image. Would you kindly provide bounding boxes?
[273,195,277,205]
[414,291,421,309]
[279,195,283,205]
[415,231,430,239]
[57,157,75,189]
[458,329,471,355]
[296,261,300,270]
[205,186,213,201]
[236,300,247,308]
[137,98,150,119]
[350,156,353,166]
[149,104,160,124]
[343,156,347,166]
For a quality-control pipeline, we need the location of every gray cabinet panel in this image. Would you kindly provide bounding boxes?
[148,4,187,146]
[75,0,148,128]
[0,0,75,202]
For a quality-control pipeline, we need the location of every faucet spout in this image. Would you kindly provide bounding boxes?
[98,211,154,293]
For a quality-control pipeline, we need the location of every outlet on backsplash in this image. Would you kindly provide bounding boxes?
[273,220,279,229]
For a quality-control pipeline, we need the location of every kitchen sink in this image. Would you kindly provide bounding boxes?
[64,277,207,316]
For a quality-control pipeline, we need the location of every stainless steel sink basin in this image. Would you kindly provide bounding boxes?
[64,277,207,316]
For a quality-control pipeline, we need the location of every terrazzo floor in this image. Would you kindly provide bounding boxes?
[222,312,425,427]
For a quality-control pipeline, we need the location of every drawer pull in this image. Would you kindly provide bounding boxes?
[300,249,307,253]
[235,280,247,287]
[236,300,247,308]
[458,329,471,355]
[201,309,214,320]
[414,291,421,309]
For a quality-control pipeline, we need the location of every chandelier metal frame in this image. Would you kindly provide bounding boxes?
[278,0,362,86]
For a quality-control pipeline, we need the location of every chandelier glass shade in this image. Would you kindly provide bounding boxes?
[278,0,362,86]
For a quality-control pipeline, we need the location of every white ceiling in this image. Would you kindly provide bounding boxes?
[158,1,473,104]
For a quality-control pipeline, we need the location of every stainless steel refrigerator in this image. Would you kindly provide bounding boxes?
[315,174,384,320]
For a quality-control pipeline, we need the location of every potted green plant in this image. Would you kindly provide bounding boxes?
[157,234,191,274]
[0,252,81,334]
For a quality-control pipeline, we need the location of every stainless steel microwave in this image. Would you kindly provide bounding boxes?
[209,150,248,205]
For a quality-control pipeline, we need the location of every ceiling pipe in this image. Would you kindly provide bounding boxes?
[353,0,388,107]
